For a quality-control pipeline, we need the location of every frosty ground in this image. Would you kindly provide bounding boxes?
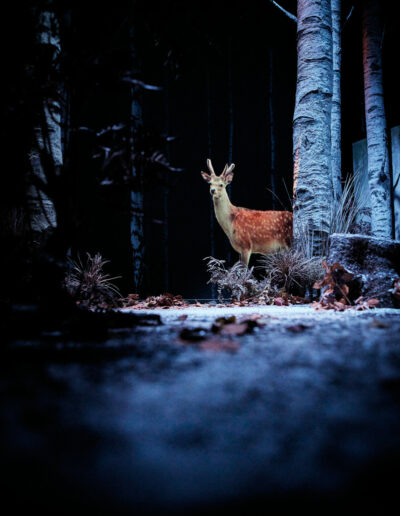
[2,305,400,515]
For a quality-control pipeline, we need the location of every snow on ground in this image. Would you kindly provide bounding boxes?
[122,304,400,323]
[3,305,400,514]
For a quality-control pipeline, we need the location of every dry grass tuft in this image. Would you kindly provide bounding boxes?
[258,248,323,295]
[64,253,121,310]
[204,257,260,302]
[330,171,370,236]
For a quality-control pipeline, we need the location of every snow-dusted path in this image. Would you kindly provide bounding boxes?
[2,306,400,514]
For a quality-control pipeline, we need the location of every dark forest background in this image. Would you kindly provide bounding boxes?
[2,0,400,301]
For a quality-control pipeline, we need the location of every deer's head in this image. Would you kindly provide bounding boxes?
[200,159,235,200]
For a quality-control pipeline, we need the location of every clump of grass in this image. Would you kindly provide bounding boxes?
[258,248,323,295]
[204,257,260,302]
[330,171,370,236]
[64,253,121,310]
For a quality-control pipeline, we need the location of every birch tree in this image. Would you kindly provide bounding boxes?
[331,0,342,202]
[292,0,333,254]
[362,0,393,238]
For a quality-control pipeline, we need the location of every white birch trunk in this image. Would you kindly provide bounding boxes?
[362,0,393,238]
[391,126,400,240]
[331,0,342,202]
[293,0,333,254]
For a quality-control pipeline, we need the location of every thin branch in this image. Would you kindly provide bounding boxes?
[342,5,354,30]
[269,0,297,23]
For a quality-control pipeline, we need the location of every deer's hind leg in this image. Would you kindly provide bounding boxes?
[239,248,251,267]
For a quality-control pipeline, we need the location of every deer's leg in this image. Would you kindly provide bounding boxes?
[239,249,251,267]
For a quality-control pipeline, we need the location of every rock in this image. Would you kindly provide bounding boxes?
[326,233,400,308]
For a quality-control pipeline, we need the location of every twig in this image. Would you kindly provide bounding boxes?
[269,0,297,23]
[342,5,354,30]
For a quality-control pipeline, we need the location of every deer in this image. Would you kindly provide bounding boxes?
[201,159,293,266]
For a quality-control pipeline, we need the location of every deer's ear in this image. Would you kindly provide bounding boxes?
[225,172,234,184]
[201,171,211,183]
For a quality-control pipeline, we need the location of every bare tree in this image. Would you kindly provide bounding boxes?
[292,0,333,254]
[362,0,393,238]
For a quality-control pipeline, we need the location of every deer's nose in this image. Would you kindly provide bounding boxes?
[211,188,215,194]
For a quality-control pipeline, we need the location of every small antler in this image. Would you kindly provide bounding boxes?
[221,163,235,178]
[226,163,235,174]
[207,158,216,176]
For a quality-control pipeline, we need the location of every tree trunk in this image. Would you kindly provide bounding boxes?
[293,0,333,255]
[206,66,216,298]
[331,0,342,202]
[362,0,393,238]
[29,10,60,234]
[392,126,400,240]
[130,30,145,293]
[226,38,234,265]
[268,47,277,209]
[163,69,170,292]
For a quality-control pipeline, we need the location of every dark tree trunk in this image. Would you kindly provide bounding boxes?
[206,65,216,298]
[130,29,145,293]
[268,47,277,209]
[163,69,170,292]
[226,38,234,265]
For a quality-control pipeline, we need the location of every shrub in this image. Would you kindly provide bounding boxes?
[204,257,260,302]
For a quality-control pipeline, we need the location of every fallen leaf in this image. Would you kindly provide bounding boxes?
[199,338,240,352]
[179,327,207,341]
[219,323,249,336]
[369,319,390,329]
[215,316,236,325]
[286,324,309,333]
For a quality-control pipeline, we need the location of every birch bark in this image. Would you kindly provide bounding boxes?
[362,0,393,238]
[331,0,342,202]
[293,0,333,254]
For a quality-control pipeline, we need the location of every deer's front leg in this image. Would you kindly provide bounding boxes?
[239,248,251,267]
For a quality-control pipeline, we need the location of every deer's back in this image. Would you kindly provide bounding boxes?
[230,208,292,253]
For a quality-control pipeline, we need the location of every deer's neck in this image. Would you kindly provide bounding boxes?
[213,189,235,236]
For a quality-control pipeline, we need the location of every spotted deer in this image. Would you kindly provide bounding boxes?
[201,159,293,266]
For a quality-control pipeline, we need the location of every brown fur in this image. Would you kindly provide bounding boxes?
[229,207,293,257]
[201,159,293,266]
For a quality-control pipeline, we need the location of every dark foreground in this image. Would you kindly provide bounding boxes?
[2,306,400,515]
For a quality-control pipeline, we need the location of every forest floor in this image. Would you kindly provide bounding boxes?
[2,305,400,515]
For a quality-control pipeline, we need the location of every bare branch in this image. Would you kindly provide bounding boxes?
[269,0,297,23]
[342,5,354,30]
